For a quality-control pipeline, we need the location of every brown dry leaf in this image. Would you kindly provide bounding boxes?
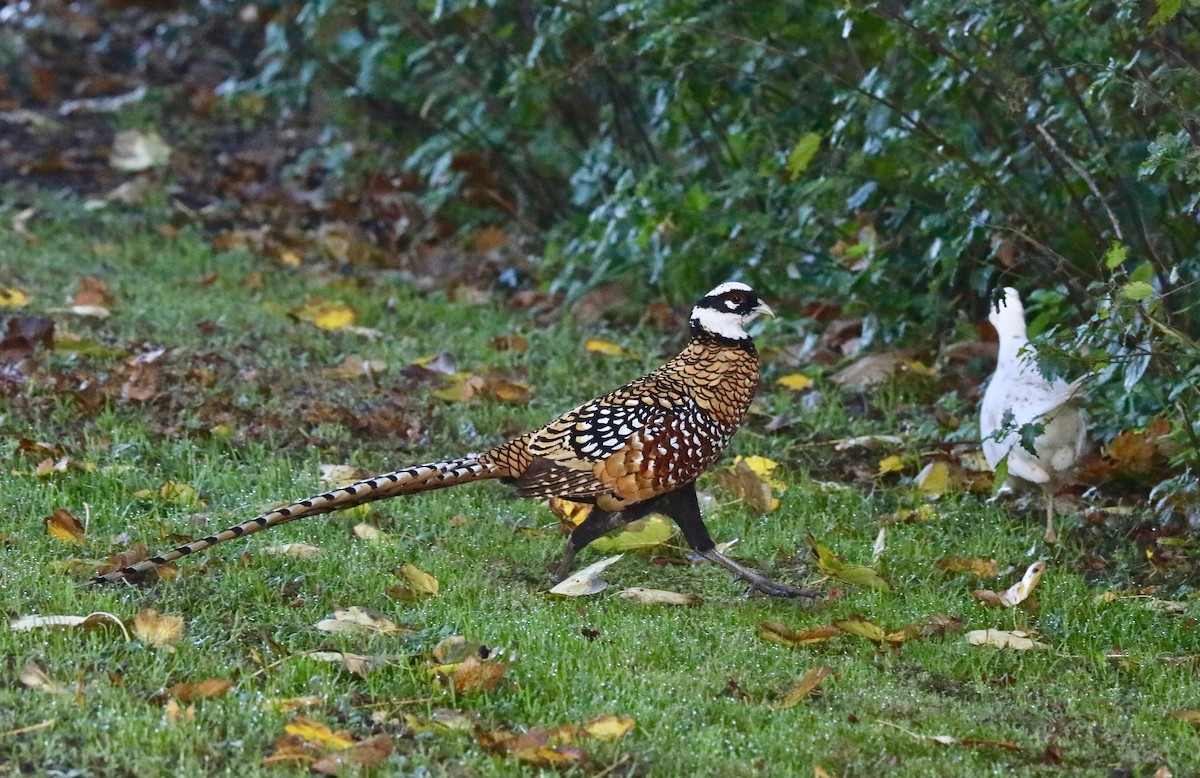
[485,376,533,404]
[10,611,131,642]
[391,563,439,600]
[98,543,148,576]
[314,606,405,636]
[831,350,917,389]
[585,338,629,358]
[715,458,778,512]
[263,542,322,558]
[330,354,387,380]
[1105,429,1162,474]
[814,766,839,778]
[583,714,635,740]
[19,661,68,695]
[312,734,393,775]
[616,587,701,606]
[431,635,488,664]
[775,665,834,710]
[489,334,528,352]
[937,557,1000,578]
[757,621,840,648]
[113,362,161,402]
[285,717,356,750]
[44,508,86,545]
[972,561,1046,608]
[162,678,234,703]
[130,609,184,649]
[262,695,326,712]
[1,315,55,358]
[72,277,114,307]
[262,734,312,766]
[833,614,909,647]
[403,709,478,734]
[1167,710,1200,725]
[450,655,510,694]
[292,298,357,330]
[478,725,587,767]
[965,629,1048,650]
[549,555,623,596]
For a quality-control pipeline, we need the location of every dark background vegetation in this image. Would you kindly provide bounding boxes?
[3,0,1198,499]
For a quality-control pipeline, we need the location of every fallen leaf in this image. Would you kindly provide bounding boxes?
[833,614,909,647]
[10,611,131,642]
[877,719,1019,751]
[716,458,779,512]
[99,543,149,576]
[831,350,918,389]
[489,334,528,352]
[877,455,905,475]
[72,277,114,307]
[318,463,370,487]
[1167,710,1200,725]
[972,561,1046,608]
[548,497,592,529]
[485,376,533,404]
[130,609,183,648]
[312,734,393,775]
[432,372,486,402]
[450,655,510,693]
[305,651,396,675]
[391,563,439,599]
[330,354,387,380]
[965,629,1048,650]
[585,338,629,357]
[263,542,322,557]
[110,129,171,171]
[285,717,356,750]
[292,298,357,330]
[262,696,326,712]
[937,557,1000,578]
[165,698,195,724]
[590,515,675,552]
[872,527,886,564]
[351,523,384,542]
[161,678,234,703]
[834,435,904,451]
[616,587,701,605]
[807,534,891,592]
[0,288,31,308]
[44,508,86,545]
[315,606,405,636]
[757,621,840,648]
[19,661,68,695]
[158,480,204,507]
[549,555,623,596]
[431,635,488,664]
[478,725,586,767]
[914,461,951,499]
[777,373,815,391]
[775,665,833,709]
[583,714,635,740]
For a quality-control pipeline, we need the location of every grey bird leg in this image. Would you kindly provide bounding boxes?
[656,484,819,599]
[552,501,656,581]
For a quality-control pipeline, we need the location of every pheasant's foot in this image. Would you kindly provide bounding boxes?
[702,549,819,599]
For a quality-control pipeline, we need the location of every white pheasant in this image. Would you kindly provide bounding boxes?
[980,287,1088,543]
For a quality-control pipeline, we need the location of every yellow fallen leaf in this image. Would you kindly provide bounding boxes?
[549,555,622,596]
[285,717,356,750]
[583,714,635,740]
[263,542,322,558]
[878,455,904,475]
[44,508,86,545]
[548,497,592,528]
[775,665,833,710]
[392,563,439,599]
[777,373,814,391]
[292,298,357,330]
[159,480,205,507]
[318,463,369,487]
[450,655,510,694]
[915,461,951,499]
[585,338,628,357]
[351,523,384,542]
[807,534,891,592]
[0,288,30,308]
[277,248,302,267]
[164,698,195,724]
[162,678,234,702]
[590,514,675,552]
[937,557,1000,578]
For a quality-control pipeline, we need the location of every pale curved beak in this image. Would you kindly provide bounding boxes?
[753,301,776,319]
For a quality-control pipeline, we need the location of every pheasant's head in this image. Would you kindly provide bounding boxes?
[988,287,1028,340]
[690,282,774,343]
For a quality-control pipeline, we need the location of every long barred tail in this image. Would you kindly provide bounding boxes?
[90,455,501,584]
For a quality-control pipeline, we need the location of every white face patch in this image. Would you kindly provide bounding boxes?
[691,305,751,340]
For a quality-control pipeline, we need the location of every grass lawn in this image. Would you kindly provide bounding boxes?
[2,203,1197,777]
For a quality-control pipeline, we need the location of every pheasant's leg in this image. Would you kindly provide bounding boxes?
[657,485,818,599]
[1043,484,1057,544]
[552,501,660,581]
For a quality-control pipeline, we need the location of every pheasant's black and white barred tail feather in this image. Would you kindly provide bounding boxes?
[89,455,499,584]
